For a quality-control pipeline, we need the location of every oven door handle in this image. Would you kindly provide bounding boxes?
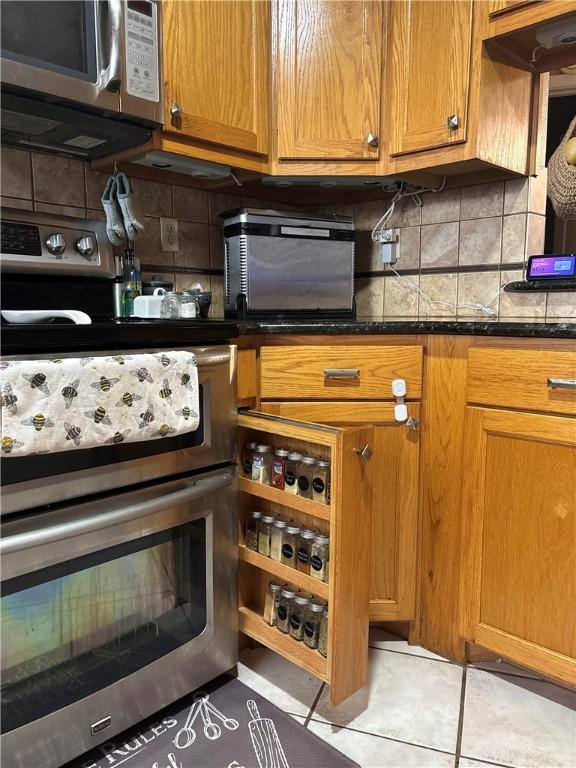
[0,471,234,556]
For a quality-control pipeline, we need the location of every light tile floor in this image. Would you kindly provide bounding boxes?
[237,629,576,768]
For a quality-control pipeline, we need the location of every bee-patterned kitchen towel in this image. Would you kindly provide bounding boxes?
[0,352,200,457]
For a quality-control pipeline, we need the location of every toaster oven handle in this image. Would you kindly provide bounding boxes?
[0,471,234,555]
[323,368,360,379]
[97,0,122,92]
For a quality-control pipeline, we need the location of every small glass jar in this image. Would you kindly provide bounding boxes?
[276,586,297,633]
[303,600,326,649]
[271,448,289,490]
[160,291,180,319]
[270,518,287,562]
[297,456,316,498]
[242,441,257,477]
[284,452,302,495]
[318,607,329,657]
[296,528,315,574]
[281,524,301,568]
[263,581,284,626]
[288,594,310,641]
[245,510,261,552]
[313,460,331,504]
[310,533,329,582]
[180,292,197,318]
[258,514,276,557]
[252,444,272,484]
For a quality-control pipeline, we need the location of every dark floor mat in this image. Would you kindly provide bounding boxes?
[66,675,357,768]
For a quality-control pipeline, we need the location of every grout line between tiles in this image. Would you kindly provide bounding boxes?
[454,665,468,768]
[306,716,457,758]
[368,643,455,665]
[304,682,325,727]
[459,756,519,768]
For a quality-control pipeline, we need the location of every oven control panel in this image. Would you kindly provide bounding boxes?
[1,208,114,277]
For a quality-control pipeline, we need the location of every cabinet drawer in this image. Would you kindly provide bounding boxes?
[260,346,423,400]
[467,348,576,416]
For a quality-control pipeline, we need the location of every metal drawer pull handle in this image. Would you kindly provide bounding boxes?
[547,378,576,389]
[323,368,360,379]
[355,444,373,464]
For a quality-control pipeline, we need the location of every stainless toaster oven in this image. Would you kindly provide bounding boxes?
[222,209,355,319]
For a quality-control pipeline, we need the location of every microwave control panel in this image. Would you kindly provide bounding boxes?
[125,0,160,103]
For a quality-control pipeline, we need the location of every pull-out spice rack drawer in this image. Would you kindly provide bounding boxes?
[237,411,374,706]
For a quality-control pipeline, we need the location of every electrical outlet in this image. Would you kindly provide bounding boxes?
[160,217,179,252]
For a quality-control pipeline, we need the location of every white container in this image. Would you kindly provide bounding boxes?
[132,287,165,318]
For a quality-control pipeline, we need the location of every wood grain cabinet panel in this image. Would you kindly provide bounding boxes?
[275,0,384,160]
[388,0,473,155]
[460,407,576,686]
[162,0,270,156]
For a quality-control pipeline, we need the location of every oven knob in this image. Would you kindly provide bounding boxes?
[75,235,96,259]
[45,233,66,256]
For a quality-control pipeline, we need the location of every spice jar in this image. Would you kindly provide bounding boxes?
[252,444,272,484]
[270,518,287,562]
[258,514,275,557]
[263,581,284,626]
[318,607,328,657]
[180,292,197,318]
[281,524,301,568]
[297,456,316,498]
[276,586,297,633]
[284,452,302,495]
[271,448,289,489]
[160,291,180,319]
[289,594,310,641]
[245,510,261,551]
[242,441,257,477]
[303,600,326,649]
[310,533,329,582]
[296,528,315,574]
[313,460,330,504]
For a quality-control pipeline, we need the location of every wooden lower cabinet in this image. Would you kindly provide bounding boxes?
[459,406,576,686]
[237,411,374,705]
[259,401,420,622]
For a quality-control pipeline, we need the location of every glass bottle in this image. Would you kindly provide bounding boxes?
[242,441,257,477]
[297,456,316,499]
[122,248,141,317]
[288,594,310,641]
[310,533,329,582]
[303,600,326,649]
[313,460,331,504]
[296,528,315,574]
[276,586,297,633]
[271,448,289,489]
[281,524,301,568]
[263,581,284,626]
[284,452,302,495]
[245,510,261,552]
[318,607,329,657]
[270,518,287,562]
[257,514,275,557]
[252,444,272,484]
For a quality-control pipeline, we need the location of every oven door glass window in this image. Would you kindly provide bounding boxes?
[0,519,207,734]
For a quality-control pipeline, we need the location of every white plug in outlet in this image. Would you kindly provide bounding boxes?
[160,217,179,252]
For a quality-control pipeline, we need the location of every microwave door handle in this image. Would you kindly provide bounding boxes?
[97,0,122,92]
[0,470,234,556]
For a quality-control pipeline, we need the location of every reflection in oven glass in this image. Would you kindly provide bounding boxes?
[1,520,207,734]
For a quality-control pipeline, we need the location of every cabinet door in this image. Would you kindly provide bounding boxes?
[163,0,269,156]
[276,0,383,160]
[389,0,473,155]
[460,407,576,686]
[259,402,420,621]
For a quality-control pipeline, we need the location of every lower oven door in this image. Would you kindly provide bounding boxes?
[0,466,237,768]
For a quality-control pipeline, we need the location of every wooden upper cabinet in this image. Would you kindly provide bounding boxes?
[389,0,473,156]
[275,0,384,160]
[162,0,270,156]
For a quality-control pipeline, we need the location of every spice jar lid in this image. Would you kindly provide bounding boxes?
[269,581,284,593]
[300,529,315,540]
[273,519,287,529]
[255,444,272,453]
[274,448,290,457]
[314,533,330,545]
[285,524,301,535]
[247,441,257,449]
[294,594,310,606]
[287,451,302,460]
[261,514,276,524]
[301,456,317,465]
[250,510,262,519]
[317,460,331,469]
[309,599,327,612]
[280,586,297,598]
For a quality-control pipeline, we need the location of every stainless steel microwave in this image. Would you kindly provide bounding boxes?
[1,0,162,158]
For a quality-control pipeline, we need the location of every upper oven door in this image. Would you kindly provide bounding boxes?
[1,346,237,515]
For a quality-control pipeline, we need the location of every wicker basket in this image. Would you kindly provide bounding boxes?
[547,114,576,221]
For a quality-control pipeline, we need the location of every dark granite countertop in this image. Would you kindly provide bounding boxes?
[237,319,576,339]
